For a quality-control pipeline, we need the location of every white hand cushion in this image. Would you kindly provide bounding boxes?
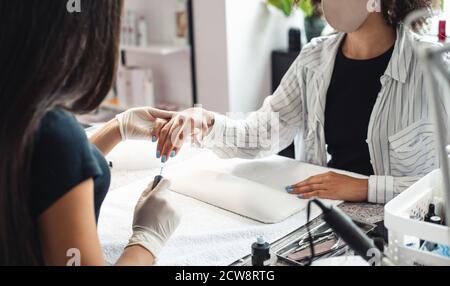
[169,169,306,224]
[166,150,365,224]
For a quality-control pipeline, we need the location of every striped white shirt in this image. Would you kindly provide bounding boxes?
[203,25,450,204]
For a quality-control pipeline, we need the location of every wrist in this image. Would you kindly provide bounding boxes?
[117,245,155,266]
[114,113,127,141]
[358,178,369,202]
[128,228,165,259]
[108,118,123,143]
[111,118,121,134]
[89,118,123,155]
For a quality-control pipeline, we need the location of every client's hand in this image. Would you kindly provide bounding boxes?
[127,179,181,258]
[116,107,174,141]
[154,107,215,162]
[286,172,368,202]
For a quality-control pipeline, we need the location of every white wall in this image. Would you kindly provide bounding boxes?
[125,0,179,44]
[193,0,302,113]
[445,0,450,17]
[121,0,304,111]
[126,0,300,111]
[192,0,230,113]
[225,0,302,113]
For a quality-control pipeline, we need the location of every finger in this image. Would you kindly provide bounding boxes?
[288,184,325,195]
[192,120,209,147]
[144,178,171,198]
[189,117,196,145]
[290,174,326,189]
[139,109,156,122]
[190,117,201,145]
[201,119,209,139]
[162,116,191,161]
[151,119,166,142]
[127,108,156,124]
[299,191,324,200]
[156,120,174,161]
[192,129,202,147]
[171,146,181,158]
[150,108,175,120]
[153,178,171,193]
[161,121,185,161]
[169,125,186,157]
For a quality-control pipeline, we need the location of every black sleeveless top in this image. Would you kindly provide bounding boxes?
[325,45,394,176]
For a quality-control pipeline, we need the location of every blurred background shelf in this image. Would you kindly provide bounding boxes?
[112,0,195,114]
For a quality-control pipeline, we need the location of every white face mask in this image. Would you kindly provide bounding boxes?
[322,0,381,33]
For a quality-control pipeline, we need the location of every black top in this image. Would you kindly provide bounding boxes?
[30,109,110,221]
[324,44,394,176]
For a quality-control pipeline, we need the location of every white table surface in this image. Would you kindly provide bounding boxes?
[98,140,384,265]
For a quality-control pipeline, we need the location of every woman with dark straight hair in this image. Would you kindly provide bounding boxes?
[0,0,179,266]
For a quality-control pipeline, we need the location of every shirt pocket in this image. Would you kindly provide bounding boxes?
[388,120,437,177]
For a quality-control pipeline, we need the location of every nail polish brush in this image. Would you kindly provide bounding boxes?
[152,162,165,189]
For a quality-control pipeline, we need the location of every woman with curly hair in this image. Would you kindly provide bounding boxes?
[155,0,447,205]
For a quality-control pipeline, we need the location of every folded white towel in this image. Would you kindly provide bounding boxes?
[98,150,359,265]
[98,177,327,265]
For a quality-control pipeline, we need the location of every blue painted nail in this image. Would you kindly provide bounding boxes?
[170,151,176,158]
[298,194,304,199]
[156,150,161,159]
[152,136,157,142]
[161,155,167,163]
[285,186,293,193]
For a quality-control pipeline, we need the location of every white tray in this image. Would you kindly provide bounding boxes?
[385,170,450,265]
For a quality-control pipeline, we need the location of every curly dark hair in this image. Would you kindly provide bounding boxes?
[300,0,433,27]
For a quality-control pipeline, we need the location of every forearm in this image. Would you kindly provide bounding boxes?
[203,113,264,159]
[115,245,155,266]
[203,54,303,159]
[203,109,299,160]
[90,119,122,156]
[203,64,302,159]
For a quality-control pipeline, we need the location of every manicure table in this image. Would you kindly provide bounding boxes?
[97,140,383,266]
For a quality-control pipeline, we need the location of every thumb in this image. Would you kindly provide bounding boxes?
[144,178,171,198]
[151,109,175,120]
[133,109,156,122]
[153,178,171,194]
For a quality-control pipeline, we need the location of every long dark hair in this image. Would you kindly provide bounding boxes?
[0,0,123,265]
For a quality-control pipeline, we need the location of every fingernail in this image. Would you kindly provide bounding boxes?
[170,151,176,158]
[156,150,161,159]
[298,194,304,199]
[161,155,167,163]
[152,136,157,142]
[285,186,293,193]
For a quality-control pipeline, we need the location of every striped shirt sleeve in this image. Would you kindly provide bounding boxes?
[203,56,304,159]
[368,175,421,204]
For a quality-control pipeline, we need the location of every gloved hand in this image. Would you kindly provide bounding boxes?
[116,107,174,141]
[127,178,181,258]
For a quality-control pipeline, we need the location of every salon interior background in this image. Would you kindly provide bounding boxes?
[85,0,450,126]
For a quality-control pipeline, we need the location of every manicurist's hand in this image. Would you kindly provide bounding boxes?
[127,179,181,260]
[116,107,174,141]
[286,172,368,202]
[155,107,215,162]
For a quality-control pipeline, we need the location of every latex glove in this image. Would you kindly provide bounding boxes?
[116,107,174,141]
[127,179,181,258]
[156,107,215,162]
[115,107,156,141]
